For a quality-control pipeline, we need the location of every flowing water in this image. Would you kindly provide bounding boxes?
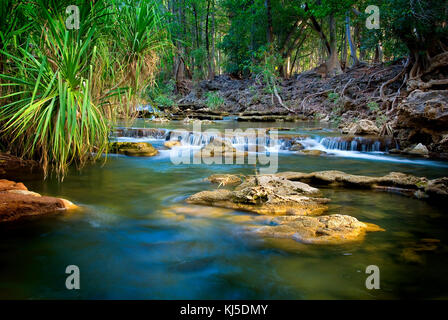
[1,120,448,299]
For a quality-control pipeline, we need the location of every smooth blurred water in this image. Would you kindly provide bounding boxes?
[1,121,448,299]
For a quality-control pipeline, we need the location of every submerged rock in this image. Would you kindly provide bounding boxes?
[298,149,327,156]
[109,142,158,157]
[187,174,328,216]
[341,120,380,136]
[0,179,77,223]
[400,239,440,264]
[252,214,384,245]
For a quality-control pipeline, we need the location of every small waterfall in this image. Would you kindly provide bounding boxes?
[115,127,168,139]
[320,136,394,152]
[114,127,397,155]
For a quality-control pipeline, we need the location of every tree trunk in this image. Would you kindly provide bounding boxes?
[326,14,343,76]
[374,43,383,63]
[265,0,274,45]
[210,1,216,78]
[345,14,359,66]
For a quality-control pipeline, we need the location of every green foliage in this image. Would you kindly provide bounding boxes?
[0,0,172,178]
[0,1,108,177]
[205,91,225,110]
[328,92,340,104]
[154,95,175,108]
[376,114,388,127]
[367,101,379,112]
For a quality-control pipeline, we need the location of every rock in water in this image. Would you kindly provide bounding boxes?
[298,150,327,156]
[289,142,305,151]
[109,142,159,157]
[187,174,328,216]
[186,173,385,245]
[0,179,77,223]
[276,170,448,201]
[164,141,182,149]
[341,119,380,136]
[195,138,247,159]
[251,214,384,245]
[206,174,243,186]
[405,143,429,156]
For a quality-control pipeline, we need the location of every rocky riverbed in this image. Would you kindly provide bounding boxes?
[142,62,448,159]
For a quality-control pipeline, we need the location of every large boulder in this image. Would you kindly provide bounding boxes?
[404,143,429,156]
[341,120,380,136]
[394,90,448,155]
[0,179,77,223]
[108,142,158,157]
[252,214,384,245]
[187,174,328,216]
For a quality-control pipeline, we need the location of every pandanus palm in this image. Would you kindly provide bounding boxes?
[0,2,109,178]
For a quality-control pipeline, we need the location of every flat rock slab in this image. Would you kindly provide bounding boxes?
[0,179,77,223]
[276,170,447,201]
[251,214,384,245]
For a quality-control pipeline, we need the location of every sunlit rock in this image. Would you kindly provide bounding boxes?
[0,179,78,223]
[206,174,243,186]
[164,140,182,149]
[341,119,380,136]
[251,214,384,245]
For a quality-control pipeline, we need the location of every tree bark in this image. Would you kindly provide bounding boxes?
[326,14,343,76]
[265,0,274,45]
[345,14,359,66]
